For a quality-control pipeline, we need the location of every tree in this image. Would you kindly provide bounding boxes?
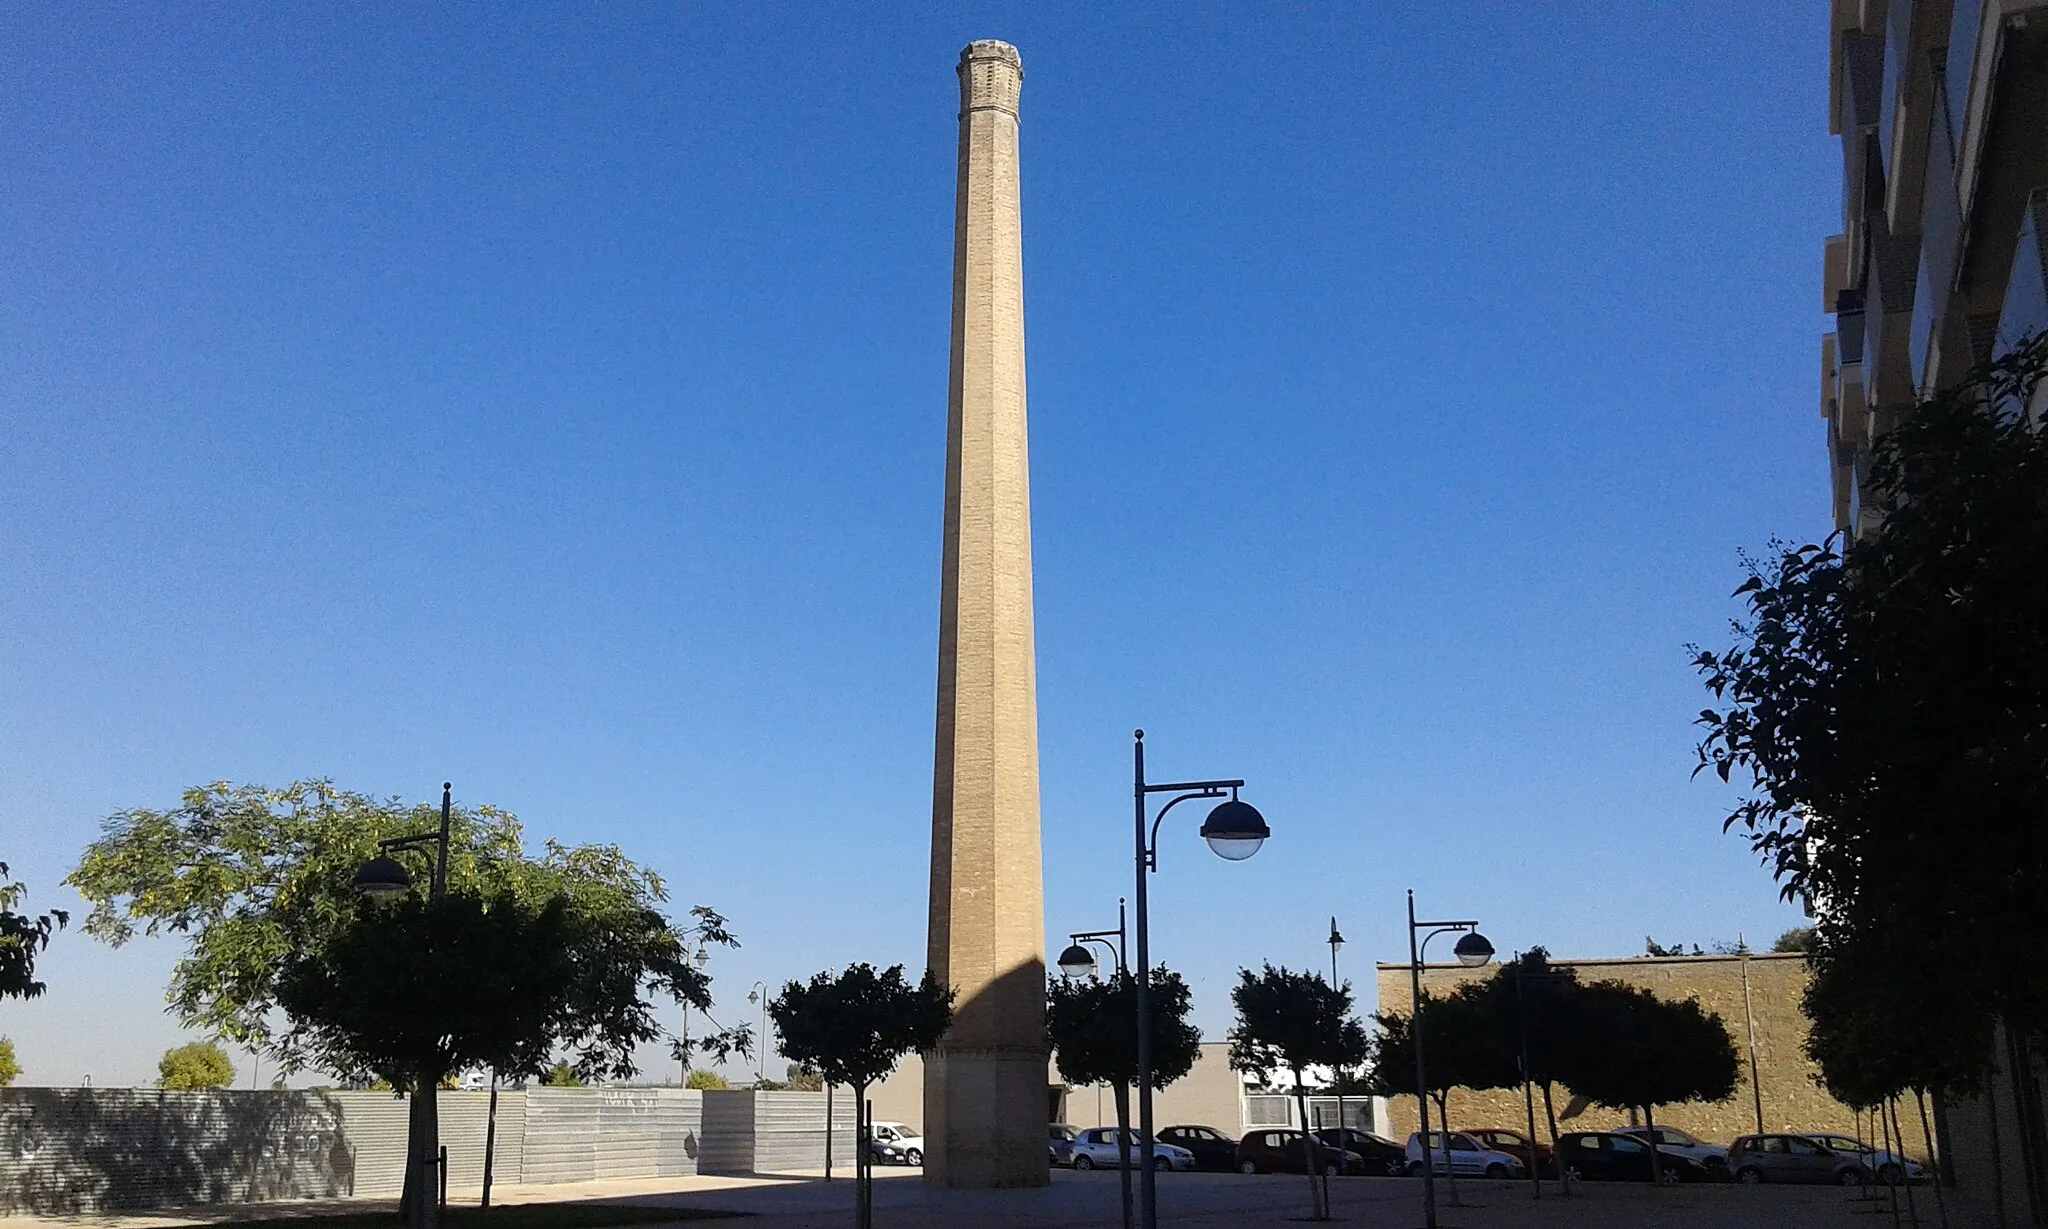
[685,1069,729,1090]
[0,863,66,1000]
[0,1038,19,1087]
[68,781,745,1222]
[1694,338,2048,1089]
[1228,965,1369,1220]
[768,964,953,1229]
[159,1041,235,1090]
[1772,928,1818,955]
[542,1062,584,1087]
[1466,950,1583,1165]
[1046,965,1201,1226]
[1554,981,1739,1183]
[782,1063,823,1092]
[1371,983,1518,1203]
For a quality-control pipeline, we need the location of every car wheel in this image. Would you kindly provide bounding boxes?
[1484,1163,1509,1180]
[1839,1168,1866,1186]
[1659,1165,1683,1186]
[1239,1160,1259,1175]
[905,1148,922,1167]
[1323,1162,1341,1177]
[1565,1165,1585,1184]
[1407,1161,1427,1179]
[1155,1157,1173,1173]
[1736,1166,1763,1185]
[1878,1163,1903,1185]
[1073,1155,1095,1171]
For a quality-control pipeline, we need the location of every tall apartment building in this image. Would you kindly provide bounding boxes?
[1823,0,2048,534]
[1823,4,2048,1221]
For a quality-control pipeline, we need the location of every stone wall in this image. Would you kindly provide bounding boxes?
[1373,952,1859,1146]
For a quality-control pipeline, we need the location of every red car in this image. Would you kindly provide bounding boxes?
[1462,1128,1553,1177]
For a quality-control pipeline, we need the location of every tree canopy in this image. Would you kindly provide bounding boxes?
[1694,337,2048,1093]
[1229,964,1369,1219]
[67,781,744,1085]
[1559,981,1739,1122]
[1045,965,1201,1093]
[0,1038,19,1088]
[767,963,953,1095]
[0,863,66,1000]
[159,1041,235,1090]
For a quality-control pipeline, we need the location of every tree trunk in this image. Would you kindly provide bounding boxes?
[1436,1090,1461,1207]
[1293,1073,1325,1219]
[853,1082,870,1229]
[1542,1082,1568,1196]
[1916,1087,1949,1229]
[1643,1104,1663,1188]
[1111,1083,1133,1229]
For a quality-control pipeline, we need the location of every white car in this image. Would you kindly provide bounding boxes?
[1404,1131,1526,1179]
[865,1121,924,1166]
[1805,1133,1926,1183]
[1069,1127,1196,1172]
[1617,1126,1731,1173]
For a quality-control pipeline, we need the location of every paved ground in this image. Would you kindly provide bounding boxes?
[0,1168,1945,1229]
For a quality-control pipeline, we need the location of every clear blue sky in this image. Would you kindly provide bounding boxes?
[1,4,1828,1087]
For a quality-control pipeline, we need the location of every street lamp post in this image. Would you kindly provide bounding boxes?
[1328,918,1346,1139]
[1405,889,1493,1229]
[1057,900,1132,1229]
[747,982,768,1083]
[681,945,710,1084]
[352,782,457,1229]
[1132,730,1269,1229]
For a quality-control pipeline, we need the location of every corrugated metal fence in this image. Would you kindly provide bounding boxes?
[0,1086,850,1215]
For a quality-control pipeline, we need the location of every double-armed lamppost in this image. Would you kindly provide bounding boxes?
[1132,730,1270,1229]
[352,782,457,1229]
[1057,900,1133,1229]
[1405,889,1494,1229]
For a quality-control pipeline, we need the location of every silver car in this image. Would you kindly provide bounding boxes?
[1804,1133,1925,1184]
[1070,1127,1196,1172]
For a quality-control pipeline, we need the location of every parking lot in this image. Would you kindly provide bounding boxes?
[478,1167,1932,1228]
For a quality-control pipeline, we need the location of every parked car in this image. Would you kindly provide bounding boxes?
[1312,1127,1408,1176]
[865,1121,924,1166]
[1070,1127,1196,1172]
[1049,1123,1078,1167]
[1157,1124,1240,1172]
[1403,1131,1526,1180]
[1727,1134,1870,1185]
[1803,1133,1925,1184]
[1236,1128,1364,1175]
[1616,1125,1730,1176]
[1556,1131,1712,1184]
[1462,1128,1554,1178]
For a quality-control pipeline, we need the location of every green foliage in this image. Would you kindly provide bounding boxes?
[1773,927,1817,955]
[1370,985,1518,1103]
[542,1062,584,1087]
[274,893,580,1088]
[781,1063,823,1092]
[1045,965,1201,1093]
[66,781,746,1083]
[1694,338,2048,1092]
[0,1037,19,1087]
[684,1069,729,1090]
[767,963,953,1094]
[1227,964,1369,1085]
[0,863,67,1000]
[159,1040,235,1090]
[1557,981,1739,1118]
